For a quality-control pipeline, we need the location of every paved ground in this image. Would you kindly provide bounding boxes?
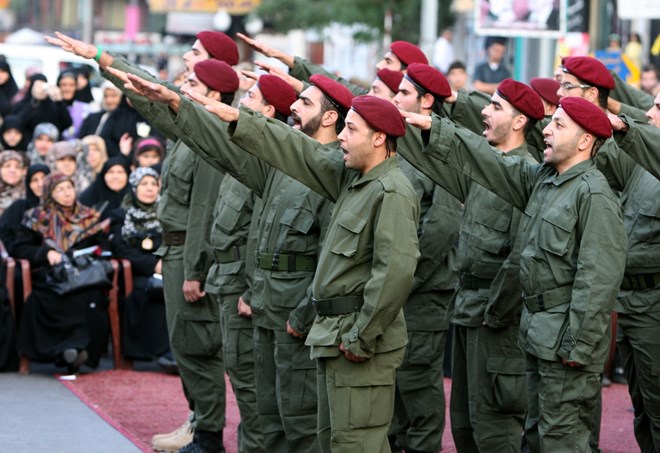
[0,358,156,453]
[0,372,141,452]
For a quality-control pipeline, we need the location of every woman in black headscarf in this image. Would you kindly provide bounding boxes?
[0,59,18,118]
[13,173,111,373]
[74,66,95,103]
[78,156,130,217]
[0,163,50,253]
[99,95,163,158]
[0,115,30,152]
[14,73,72,137]
[109,166,170,363]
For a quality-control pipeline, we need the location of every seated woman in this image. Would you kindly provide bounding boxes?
[13,173,111,374]
[0,150,26,216]
[78,156,130,218]
[26,122,59,166]
[109,167,171,364]
[0,163,50,254]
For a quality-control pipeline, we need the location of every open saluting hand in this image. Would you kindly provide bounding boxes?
[400,109,433,131]
[253,60,305,94]
[123,73,179,105]
[45,31,97,59]
[236,32,294,68]
[182,88,240,123]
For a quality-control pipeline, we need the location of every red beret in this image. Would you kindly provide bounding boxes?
[496,78,545,121]
[376,68,404,94]
[309,74,354,113]
[351,95,406,138]
[257,75,297,117]
[559,97,612,139]
[561,56,615,90]
[405,63,452,99]
[390,41,428,66]
[196,31,239,66]
[530,77,561,106]
[193,60,239,94]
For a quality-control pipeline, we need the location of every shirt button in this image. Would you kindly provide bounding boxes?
[351,332,358,342]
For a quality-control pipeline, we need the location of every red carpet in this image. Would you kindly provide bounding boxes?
[61,372,638,453]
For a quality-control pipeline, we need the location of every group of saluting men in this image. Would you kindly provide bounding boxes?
[45,25,659,453]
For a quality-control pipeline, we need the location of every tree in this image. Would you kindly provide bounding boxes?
[256,0,454,43]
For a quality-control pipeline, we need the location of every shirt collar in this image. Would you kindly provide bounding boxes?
[349,157,399,189]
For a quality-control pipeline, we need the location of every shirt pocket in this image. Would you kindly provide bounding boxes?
[329,211,368,258]
[473,206,511,255]
[166,160,194,205]
[279,207,317,253]
[538,207,577,256]
[634,200,660,244]
[217,190,247,233]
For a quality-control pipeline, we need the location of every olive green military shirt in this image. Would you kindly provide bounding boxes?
[141,98,332,334]
[204,175,257,297]
[424,115,628,370]
[596,130,660,314]
[221,109,420,359]
[614,116,660,180]
[397,124,533,328]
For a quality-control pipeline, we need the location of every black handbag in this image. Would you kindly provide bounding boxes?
[46,254,114,296]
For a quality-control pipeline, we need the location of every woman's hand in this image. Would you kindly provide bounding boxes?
[47,250,63,266]
[119,133,133,156]
[154,259,162,275]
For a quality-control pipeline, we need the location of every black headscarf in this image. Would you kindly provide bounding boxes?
[14,73,73,137]
[0,115,30,152]
[74,66,94,103]
[0,59,18,117]
[78,156,131,218]
[0,163,50,252]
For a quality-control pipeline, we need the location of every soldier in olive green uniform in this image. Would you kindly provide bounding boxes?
[205,174,264,453]
[397,78,542,452]
[604,100,660,452]
[404,96,627,452]
[202,93,419,453]
[386,64,463,453]
[119,73,361,452]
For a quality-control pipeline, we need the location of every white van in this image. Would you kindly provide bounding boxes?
[0,43,100,88]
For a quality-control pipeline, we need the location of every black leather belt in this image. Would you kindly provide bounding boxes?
[522,285,572,313]
[162,231,186,246]
[257,252,316,272]
[214,245,247,263]
[313,294,364,316]
[620,273,660,291]
[459,272,492,290]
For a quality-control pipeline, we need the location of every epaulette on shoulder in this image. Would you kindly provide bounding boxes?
[379,173,397,192]
[582,170,606,194]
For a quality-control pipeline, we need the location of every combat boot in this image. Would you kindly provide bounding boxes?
[151,419,194,452]
[177,430,225,453]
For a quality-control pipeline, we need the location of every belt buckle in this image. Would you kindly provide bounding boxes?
[271,252,280,270]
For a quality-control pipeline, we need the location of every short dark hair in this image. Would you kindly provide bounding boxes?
[446,61,466,75]
[221,92,235,106]
[319,94,346,135]
[642,64,659,78]
[511,106,538,136]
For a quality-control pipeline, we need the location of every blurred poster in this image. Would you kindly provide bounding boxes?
[476,0,566,37]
